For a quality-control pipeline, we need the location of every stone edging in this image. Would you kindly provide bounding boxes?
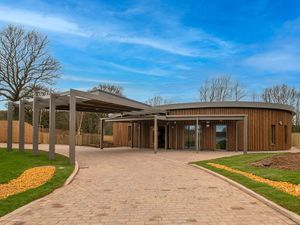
[190,164,300,225]
[64,161,79,186]
[0,161,79,221]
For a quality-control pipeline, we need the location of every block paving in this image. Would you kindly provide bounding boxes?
[0,144,298,225]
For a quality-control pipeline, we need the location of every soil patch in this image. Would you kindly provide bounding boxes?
[251,153,300,170]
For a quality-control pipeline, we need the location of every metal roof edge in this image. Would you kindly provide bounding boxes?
[154,101,295,113]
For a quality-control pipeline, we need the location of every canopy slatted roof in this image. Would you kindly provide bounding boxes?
[14,89,163,114]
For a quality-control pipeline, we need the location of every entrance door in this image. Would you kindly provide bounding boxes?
[216,125,227,150]
[149,126,165,148]
[158,126,165,148]
[184,125,196,149]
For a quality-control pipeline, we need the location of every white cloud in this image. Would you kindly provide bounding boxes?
[0,4,235,58]
[0,5,89,37]
[244,51,300,72]
[103,35,199,57]
[62,75,129,84]
[99,61,169,77]
[244,16,300,73]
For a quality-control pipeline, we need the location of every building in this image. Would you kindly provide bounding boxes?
[107,102,294,152]
[7,89,294,164]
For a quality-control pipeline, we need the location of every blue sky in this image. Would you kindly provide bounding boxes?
[0,0,300,105]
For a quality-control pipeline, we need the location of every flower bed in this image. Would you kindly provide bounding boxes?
[208,162,300,197]
[0,166,56,199]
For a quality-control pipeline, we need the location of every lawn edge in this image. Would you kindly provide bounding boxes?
[190,164,300,225]
[0,161,79,221]
[64,161,79,186]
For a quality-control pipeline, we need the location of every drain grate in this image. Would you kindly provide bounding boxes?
[208,186,218,189]
[231,206,244,210]
[52,203,64,208]
[186,218,197,222]
[80,166,89,169]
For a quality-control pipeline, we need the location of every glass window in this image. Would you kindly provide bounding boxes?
[184,125,196,149]
[216,125,227,150]
[271,125,276,144]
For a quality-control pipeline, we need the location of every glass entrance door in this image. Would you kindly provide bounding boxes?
[216,125,227,150]
[184,125,196,149]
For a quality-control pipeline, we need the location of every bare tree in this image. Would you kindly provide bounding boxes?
[0,25,60,101]
[199,75,246,102]
[261,84,298,105]
[251,90,260,102]
[145,95,170,106]
[232,81,247,101]
[91,83,124,96]
[261,84,300,130]
[199,79,210,102]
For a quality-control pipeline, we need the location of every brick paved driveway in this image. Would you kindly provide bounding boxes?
[0,145,297,225]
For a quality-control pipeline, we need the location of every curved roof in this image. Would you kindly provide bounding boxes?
[156,101,295,113]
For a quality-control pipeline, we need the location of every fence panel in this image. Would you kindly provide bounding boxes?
[0,120,113,147]
[292,133,300,147]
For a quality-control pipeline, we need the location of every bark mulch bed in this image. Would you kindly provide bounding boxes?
[251,153,300,171]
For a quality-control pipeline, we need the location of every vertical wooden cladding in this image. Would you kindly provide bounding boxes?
[168,107,292,151]
[112,107,292,151]
[113,122,130,146]
[113,121,152,148]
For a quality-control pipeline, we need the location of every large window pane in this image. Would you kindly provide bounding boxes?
[216,125,227,150]
[184,125,196,149]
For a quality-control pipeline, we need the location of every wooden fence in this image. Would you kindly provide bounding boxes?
[0,120,113,147]
[292,133,300,147]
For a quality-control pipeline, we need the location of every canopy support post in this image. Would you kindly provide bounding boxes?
[7,102,14,151]
[49,94,56,159]
[69,91,76,164]
[19,100,25,152]
[154,115,158,153]
[32,97,40,155]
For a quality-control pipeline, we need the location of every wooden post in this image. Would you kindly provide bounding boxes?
[175,122,178,150]
[196,118,199,153]
[7,102,13,151]
[32,97,40,155]
[100,119,104,149]
[138,122,141,148]
[235,121,238,152]
[69,92,76,164]
[19,100,25,152]
[131,122,134,148]
[199,125,201,151]
[49,94,56,159]
[164,124,168,150]
[243,116,248,154]
[154,115,158,153]
[140,122,143,148]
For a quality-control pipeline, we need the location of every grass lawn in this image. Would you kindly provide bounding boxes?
[0,148,74,217]
[193,153,300,215]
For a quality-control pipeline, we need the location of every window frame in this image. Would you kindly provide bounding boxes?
[270,124,276,145]
[215,124,228,150]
